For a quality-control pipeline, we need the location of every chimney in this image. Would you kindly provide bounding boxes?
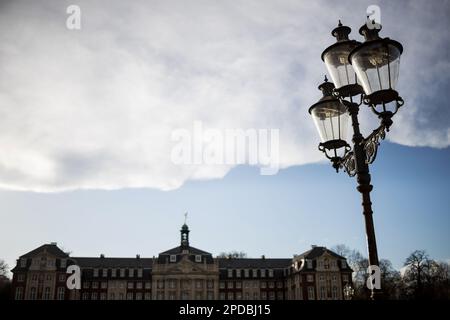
[136,254,140,259]
[100,254,105,258]
[311,245,317,248]
[50,242,57,246]
[261,255,265,260]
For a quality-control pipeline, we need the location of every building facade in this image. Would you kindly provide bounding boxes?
[11,224,352,300]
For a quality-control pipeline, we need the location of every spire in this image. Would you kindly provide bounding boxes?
[180,213,190,247]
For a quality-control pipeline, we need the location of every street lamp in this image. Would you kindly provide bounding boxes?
[309,20,404,300]
[343,283,355,300]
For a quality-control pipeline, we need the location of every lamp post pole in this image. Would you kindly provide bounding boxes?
[347,101,381,299]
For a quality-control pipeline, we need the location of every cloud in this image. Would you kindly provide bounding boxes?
[0,0,448,192]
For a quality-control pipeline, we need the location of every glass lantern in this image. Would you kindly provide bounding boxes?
[349,24,403,105]
[309,77,350,169]
[321,21,363,98]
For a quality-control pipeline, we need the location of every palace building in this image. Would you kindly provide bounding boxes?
[11,223,352,300]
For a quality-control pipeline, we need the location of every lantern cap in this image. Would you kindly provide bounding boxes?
[359,22,382,41]
[332,20,352,42]
[318,75,335,97]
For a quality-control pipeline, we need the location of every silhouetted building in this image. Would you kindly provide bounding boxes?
[11,224,352,300]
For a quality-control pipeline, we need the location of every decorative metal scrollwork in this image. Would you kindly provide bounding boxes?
[340,151,356,177]
[362,125,386,164]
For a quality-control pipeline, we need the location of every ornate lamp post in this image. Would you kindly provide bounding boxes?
[309,20,404,300]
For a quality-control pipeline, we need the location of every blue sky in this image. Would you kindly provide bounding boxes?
[0,0,449,272]
[2,141,449,270]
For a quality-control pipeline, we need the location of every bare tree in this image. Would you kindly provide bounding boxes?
[403,250,430,298]
[0,260,8,277]
[218,251,247,259]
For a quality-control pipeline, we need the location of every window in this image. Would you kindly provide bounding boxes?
[207,291,214,300]
[260,269,266,278]
[253,281,259,288]
[45,286,56,301]
[219,282,225,289]
[245,292,250,300]
[157,280,164,289]
[129,268,134,277]
[137,269,143,277]
[60,259,66,268]
[195,280,202,289]
[207,280,214,289]
[195,255,202,262]
[58,274,65,282]
[15,287,23,300]
[277,281,283,289]
[92,281,98,289]
[145,282,151,289]
[320,287,326,299]
[57,287,65,300]
[219,292,225,300]
[17,274,25,282]
[20,258,26,268]
[319,275,324,281]
[308,287,315,300]
[46,274,52,281]
[128,282,134,289]
[236,281,242,289]
[91,292,98,300]
[119,282,125,289]
[83,282,90,289]
[236,292,242,300]
[269,292,275,300]
[169,279,176,289]
[253,292,259,300]
[136,282,143,289]
[228,269,233,278]
[332,286,338,299]
[324,259,330,270]
[127,292,133,300]
[109,293,115,300]
[100,292,106,300]
[236,269,241,278]
[111,269,117,277]
[227,292,234,300]
[307,260,313,269]
[227,281,234,289]
[101,282,107,289]
[136,292,142,300]
[307,275,314,282]
[244,269,249,278]
[253,269,258,278]
[261,281,267,289]
[32,274,38,281]
[341,260,347,268]
[268,281,274,289]
[268,269,274,278]
[93,269,99,277]
[244,281,250,288]
[119,293,124,300]
[120,269,125,277]
[261,292,267,300]
[170,255,176,262]
[332,275,337,283]
[29,287,37,300]
[103,268,108,277]
[144,292,151,300]
[342,274,349,282]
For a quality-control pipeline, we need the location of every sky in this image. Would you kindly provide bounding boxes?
[0,0,449,272]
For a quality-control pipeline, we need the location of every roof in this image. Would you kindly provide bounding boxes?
[296,246,346,260]
[159,246,211,256]
[72,257,153,268]
[20,244,69,258]
[218,258,292,269]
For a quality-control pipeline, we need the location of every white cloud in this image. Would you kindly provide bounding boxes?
[0,0,448,192]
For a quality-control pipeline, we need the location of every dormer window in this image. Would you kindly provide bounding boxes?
[60,259,66,269]
[20,258,27,268]
[170,255,177,262]
[307,260,313,269]
[341,260,347,268]
[195,255,202,263]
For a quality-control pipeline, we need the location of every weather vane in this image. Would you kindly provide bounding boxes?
[184,212,188,224]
